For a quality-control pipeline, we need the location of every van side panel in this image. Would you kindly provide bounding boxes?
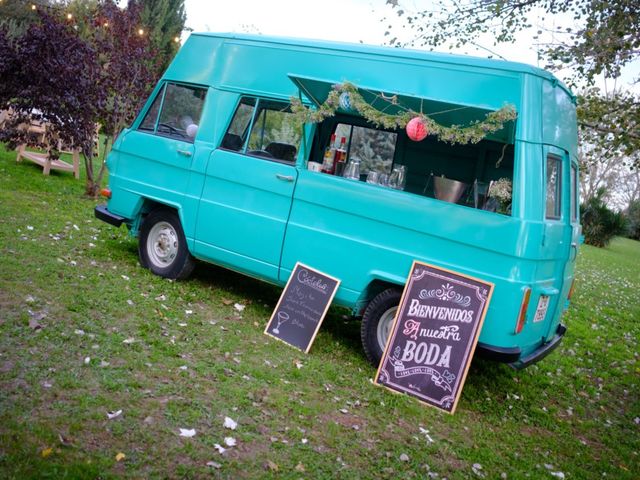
[282,170,549,350]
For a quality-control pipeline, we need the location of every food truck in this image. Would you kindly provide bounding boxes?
[95,33,580,369]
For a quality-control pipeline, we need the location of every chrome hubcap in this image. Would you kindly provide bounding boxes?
[376,306,398,351]
[147,221,178,268]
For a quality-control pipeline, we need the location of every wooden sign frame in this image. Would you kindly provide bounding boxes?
[264,262,340,353]
[374,260,494,414]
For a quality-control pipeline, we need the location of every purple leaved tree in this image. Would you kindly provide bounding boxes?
[89,0,160,196]
[0,2,159,197]
[0,11,104,196]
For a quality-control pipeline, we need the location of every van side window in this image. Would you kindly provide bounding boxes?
[247,100,301,163]
[570,164,578,221]
[137,82,207,141]
[221,98,302,163]
[546,155,562,219]
[139,85,165,132]
[220,98,256,151]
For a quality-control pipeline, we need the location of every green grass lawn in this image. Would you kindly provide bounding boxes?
[0,144,638,479]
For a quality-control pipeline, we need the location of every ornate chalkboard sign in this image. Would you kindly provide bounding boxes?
[375,261,494,414]
[265,263,340,353]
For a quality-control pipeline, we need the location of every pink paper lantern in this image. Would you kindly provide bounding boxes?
[406,116,428,142]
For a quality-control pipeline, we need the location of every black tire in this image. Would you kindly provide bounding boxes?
[138,208,195,280]
[360,288,402,367]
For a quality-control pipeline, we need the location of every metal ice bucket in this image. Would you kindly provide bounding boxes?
[433,176,468,204]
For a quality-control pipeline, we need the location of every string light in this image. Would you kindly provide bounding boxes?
[16,4,186,42]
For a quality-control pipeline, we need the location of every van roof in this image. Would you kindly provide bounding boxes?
[192,32,569,92]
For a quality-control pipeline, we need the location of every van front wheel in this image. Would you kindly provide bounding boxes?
[361,288,401,367]
[139,209,194,280]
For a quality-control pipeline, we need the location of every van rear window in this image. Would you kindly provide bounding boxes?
[546,155,562,219]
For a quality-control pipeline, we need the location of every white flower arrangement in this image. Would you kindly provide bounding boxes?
[489,177,512,204]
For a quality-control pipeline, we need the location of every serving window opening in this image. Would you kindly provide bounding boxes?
[309,114,515,215]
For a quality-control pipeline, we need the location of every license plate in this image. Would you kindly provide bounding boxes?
[533,295,550,323]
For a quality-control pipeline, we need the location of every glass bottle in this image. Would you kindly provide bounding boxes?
[321,133,337,174]
[334,137,348,176]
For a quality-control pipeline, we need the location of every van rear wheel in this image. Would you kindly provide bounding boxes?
[139,208,194,280]
[361,288,401,366]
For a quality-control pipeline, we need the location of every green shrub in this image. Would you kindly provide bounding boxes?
[580,189,627,247]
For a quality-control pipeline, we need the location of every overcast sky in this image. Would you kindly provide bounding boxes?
[182,0,639,93]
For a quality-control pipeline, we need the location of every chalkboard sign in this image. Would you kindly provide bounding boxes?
[375,261,494,414]
[264,263,340,353]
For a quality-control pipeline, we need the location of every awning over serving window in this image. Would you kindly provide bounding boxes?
[288,74,515,144]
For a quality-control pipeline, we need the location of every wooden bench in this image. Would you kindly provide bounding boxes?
[14,121,81,179]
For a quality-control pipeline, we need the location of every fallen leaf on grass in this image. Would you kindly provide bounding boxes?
[115,452,126,462]
[221,298,233,306]
[107,410,122,419]
[400,453,409,462]
[223,416,237,430]
[28,310,47,330]
[295,462,306,472]
[41,447,53,458]
[29,318,43,330]
[233,303,245,312]
[213,443,226,454]
[224,437,236,447]
[179,428,196,437]
[294,360,303,369]
[206,461,222,469]
[266,460,279,471]
[122,337,135,344]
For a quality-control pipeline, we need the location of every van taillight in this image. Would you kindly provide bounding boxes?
[515,287,531,334]
[100,188,112,199]
[567,279,576,300]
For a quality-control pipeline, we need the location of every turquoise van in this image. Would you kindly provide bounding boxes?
[95,33,580,369]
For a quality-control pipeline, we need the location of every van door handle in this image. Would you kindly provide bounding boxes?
[177,149,192,157]
[276,174,294,182]
[570,242,578,261]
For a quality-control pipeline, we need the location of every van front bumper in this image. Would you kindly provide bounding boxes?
[475,323,567,369]
[95,204,126,227]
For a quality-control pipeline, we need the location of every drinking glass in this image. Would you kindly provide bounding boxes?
[343,157,361,180]
[366,171,379,184]
[389,165,406,190]
[377,173,389,187]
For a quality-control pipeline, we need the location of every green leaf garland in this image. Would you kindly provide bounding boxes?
[291,82,517,145]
